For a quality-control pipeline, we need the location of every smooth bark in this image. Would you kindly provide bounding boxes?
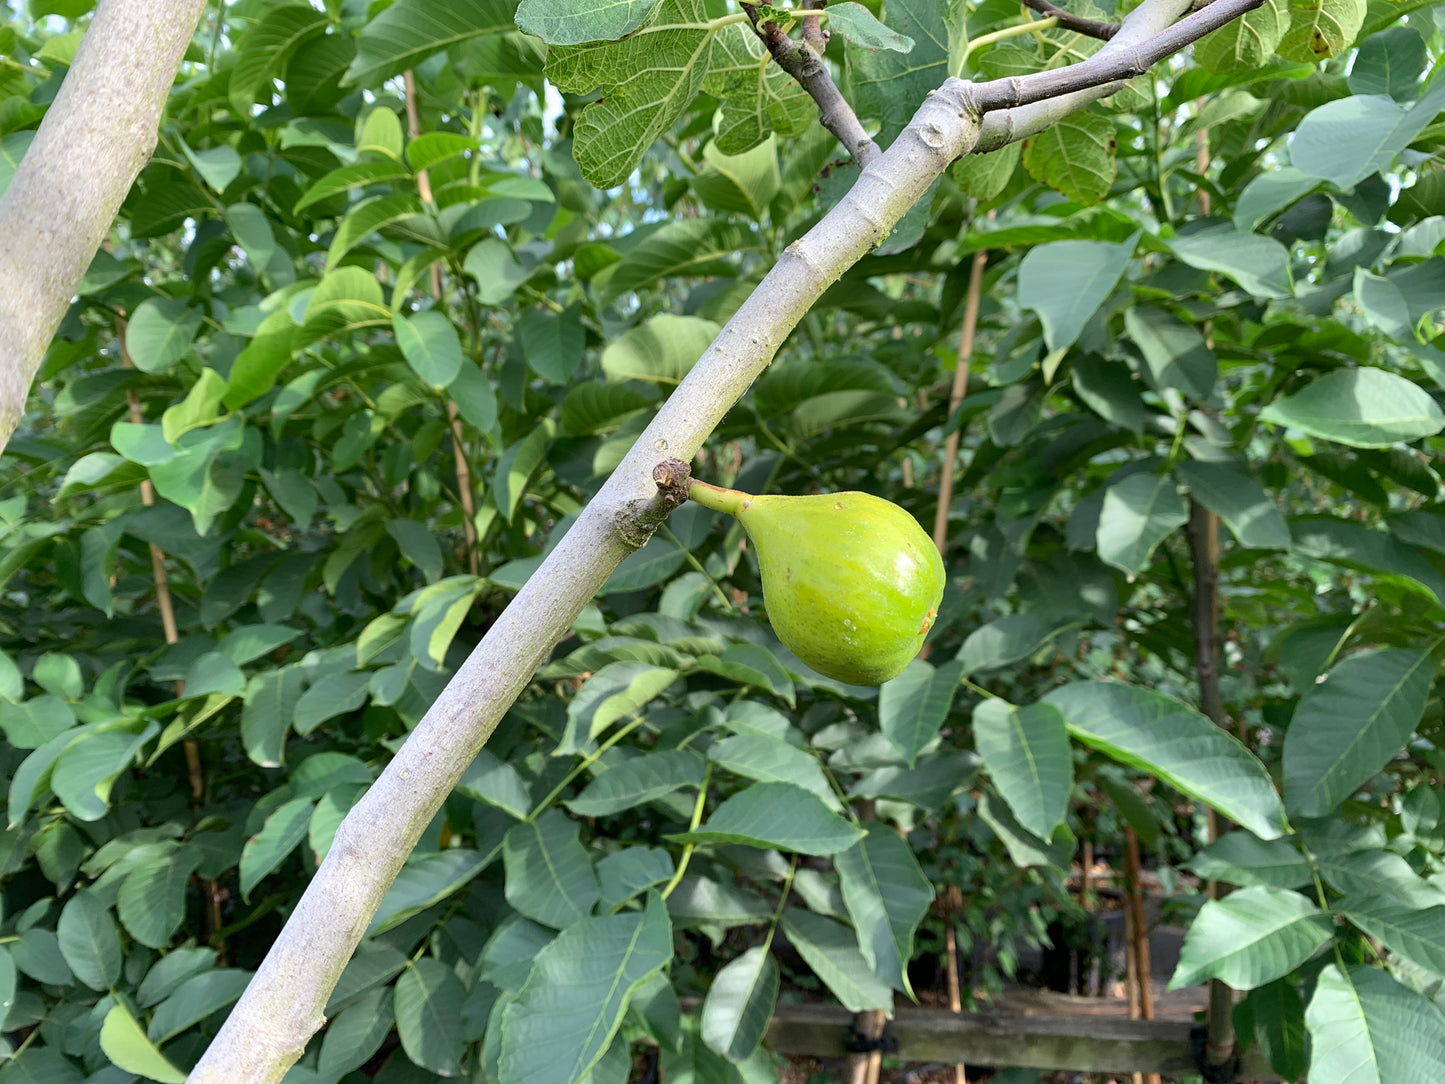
[0,0,208,453]
[188,0,1252,1078]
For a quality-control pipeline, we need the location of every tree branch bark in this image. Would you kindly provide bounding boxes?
[743,2,881,165]
[189,0,1264,1077]
[0,0,208,453]
[1022,0,1121,40]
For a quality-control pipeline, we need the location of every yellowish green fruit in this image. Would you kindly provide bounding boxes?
[687,479,945,685]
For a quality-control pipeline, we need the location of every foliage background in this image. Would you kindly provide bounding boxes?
[3,0,1445,1081]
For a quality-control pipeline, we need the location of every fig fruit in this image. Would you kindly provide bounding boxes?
[687,479,944,685]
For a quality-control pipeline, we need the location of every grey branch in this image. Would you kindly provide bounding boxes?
[192,0,1264,1079]
[0,0,209,453]
[1022,0,1121,40]
[969,0,1264,114]
[742,2,881,166]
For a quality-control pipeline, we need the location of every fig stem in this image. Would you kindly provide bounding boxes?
[686,478,755,517]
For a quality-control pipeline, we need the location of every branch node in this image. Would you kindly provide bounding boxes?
[615,458,692,550]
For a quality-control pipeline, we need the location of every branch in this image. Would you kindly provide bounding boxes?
[742,2,881,165]
[969,0,1264,114]
[0,0,208,453]
[190,71,980,1084]
[193,1,1266,1078]
[972,0,1251,152]
[1021,0,1121,40]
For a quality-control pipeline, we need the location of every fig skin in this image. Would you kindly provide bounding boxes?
[687,480,944,685]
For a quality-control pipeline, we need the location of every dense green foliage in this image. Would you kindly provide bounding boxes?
[3,0,1445,1081]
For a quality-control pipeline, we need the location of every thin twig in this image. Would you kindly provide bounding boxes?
[1022,0,1120,40]
[741,2,881,164]
[932,249,987,550]
[404,70,479,575]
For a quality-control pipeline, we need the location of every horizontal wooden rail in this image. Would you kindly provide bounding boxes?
[758,999,1279,1079]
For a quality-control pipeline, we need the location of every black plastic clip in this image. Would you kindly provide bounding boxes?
[845,1020,898,1056]
[1190,1024,1240,1083]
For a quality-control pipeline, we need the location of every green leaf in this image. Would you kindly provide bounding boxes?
[1176,460,1291,549]
[347,0,517,86]
[183,650,246,699]
[184,142,242,193]
[1169,225,1292,298]
[672,781,864,855]
[1238,979,1308,1082]
[499,893,673,1084]
[708,734,838,810]
[229,5,327,114]
[1349,26,1427,100]
[566,750,707,817]
[1043,682,1287,840]
[119,845,203,949]
[148,969,251,1043]
[386,519,444,583]
[693,136,781,221]
[781,910,894,1013]
[492,421,554,522]
[56,891,121,991]
[0,695,76,750]
[835,824,934,996]
[318,987,395,1080]
[395,958,468,1076]
[599,219,756,305]
[973,699,1071,842]
[957,613,1071,675]
[292,671,370,735]
[1194,0,1289,74]
[546,0,722,188]
[327,193,425,269]
[1071,354,1147,432]
[846,0,946,142]
[241,666,304,768]
[1188,831,1312,889]
[560,382,655,436]
[828,2,914,52]
[878,659,962,767]
[51,721,158,821]
[1343,896,1445,979]
[516,0,659,43]
[394,309,463,387]
[294,160,411,212]
[503,810,600,929]
[598,847,675,910]
[1022,107,1116,205]
[1018,235,1136,351]
[405,131,481,173]
[124,297,203,373]
[1096,472,1189,577]
[1277,0,1368,62]
[1260,368,1445,449]
[99,1001,187,1084]
[223,309,296,408]
[371,849,492,934]
[1283,649,1433,818]
[1123,306,1218,401]
[561,662,678,754]
[517,304,585,383]
[702,22,814,154]
[239,796,313,899]
[448,359,499,433]
[1304,963,1445,1084]
[1170,887,1332,990]
[700,946,778,1062]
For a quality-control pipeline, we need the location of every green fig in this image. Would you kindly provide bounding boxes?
[687,479,945,685]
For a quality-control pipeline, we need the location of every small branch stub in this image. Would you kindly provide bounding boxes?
[615,458,694,549]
